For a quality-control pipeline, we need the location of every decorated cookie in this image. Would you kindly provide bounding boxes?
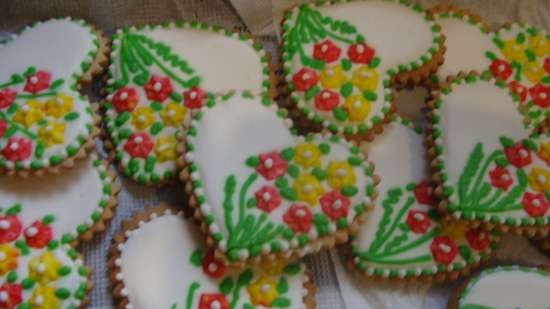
[104,21,270,184]
[0,18,108,175]
[179,92,376,263]
[281,0,444,136]
[448,265,550,309]
[108,205,315,309]
[428,73,550,235]
[352,118,497,279]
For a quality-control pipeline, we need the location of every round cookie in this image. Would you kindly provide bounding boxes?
[0,18,108,176]
[104,21,270,185]
[281,0,444,136]
[448,265,550,309]
[352,118,497,280]
[180,92,376,264]
[428,73,550,235]
[108,205,315,309]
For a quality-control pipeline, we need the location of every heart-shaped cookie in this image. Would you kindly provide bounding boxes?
[352,118,498,280]
[281,0,444,135]
[108,205,315,309]
[428,73,550,235]
[104,21,270,184]
[0,18,108,175]
[179,92,376,263]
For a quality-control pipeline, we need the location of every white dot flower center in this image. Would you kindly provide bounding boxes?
[262,192,271,201]
[0,291,7,302]
[153,82,162,92]
[519,149,528,158]
[336,168,347,177]
[537,174,546,184]
[36,263,46,273]
[439,244,451,253]
[321,91,331,100]
[264,158,274,169]
[302,184,313,193]
[296,209,306,217]
[134,136,143,144]
[30,76,39,84]
[414,213,424,221]
[333,199,342,209]
[260,284,271,294]
[321,43,329,53]
[498,64,507,72]
[356,44,364,53]
[302,73,310,80]
[120,92,128,101]
[167,110,176,117]
[138,115,146,123]
[540,93,547,100]
[0,220,10,230]
[210,300,221,309]
[26,227,38,237]
[0,252,6,261]
[9,143,19,151]
[208,263,218,273]
[303,151,312,158]
[34,296,44,305]
[533,199,541,207]
[189,91,197,100]
[56,98,64,105]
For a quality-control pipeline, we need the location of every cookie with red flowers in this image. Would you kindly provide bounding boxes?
[104,21,271,185]
[108,204,316,309]
[0,18,109,176]
[351,117,497,280]
[281,0,444,136]
[179,92,376,264]
[427,72,550,236]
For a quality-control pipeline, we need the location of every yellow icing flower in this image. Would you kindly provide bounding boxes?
[38,122,66,148]
[293,173,324,206]
[537,141,550,165]
[29,285,59,309]
[319,65,347,89]
[28,251,61,285]
[502,39,527,64]
[0,245,19,276]
[154,135,177,162]
[528,167,550,193]
[523,62,545,84]
[13,100,45,128]
[247,276,279,307]
[343,95,371,122]
[160,102,187,127]
[259,260,286,276]
[440,221,468,240]
[528,33,550,57]
[131,106,155,131]
[294,143,321,168]
[351,66,378,91]
[45,92,74,118]
[326,161,356,190]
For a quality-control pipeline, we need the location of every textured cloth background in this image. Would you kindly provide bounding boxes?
[0,1,549,308]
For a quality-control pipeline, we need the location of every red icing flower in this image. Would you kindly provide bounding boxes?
[530,83,550,108]
[201,252,225,278]
[112,87,139,112]
[144,75,172,102]
[292,68,318,91]
[347,43,375,64]
[255,186,282,213]
[414,181,435,205]
[0,89,17,109]
[544,57,550,74]
[320,190,350,220]
[183,87,205,109]
[430,236,458,265]
[405,210,431,234]
[1,137,32,162]
[0,216,22,243]
[465,228,490,251]
[198,293,229,309]
[509,81,528,103]
[313,39,341,63]
[522,192,549,217]
[23,71,51,94]
[0,283,22,309]
[314,89,340,111]
[489,167,513,191]
[489,59,513,80]
[124,133,154,158]
[0,120,7,138]
[283,204,312,233]
[504,143,532,168]
[256,151,287,180]
[24,221,52,248]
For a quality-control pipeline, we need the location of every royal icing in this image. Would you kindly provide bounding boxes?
[281,0,441,135]
[457,266,550,309]
[430,75,550,229]
[105,22,269,184]
[0,18,100,172]
[113,208,309,309]
[352,118,497,278]
[184,92,375,262]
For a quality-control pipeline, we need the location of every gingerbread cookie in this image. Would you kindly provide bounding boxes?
[104,21,270,184]
[352,118,497,280]
[109,205,315,309]
[179,92,376,264]
[0,18,108,176]
[428,73,550,235]
[447,265,550,309]
[281,0,444,136]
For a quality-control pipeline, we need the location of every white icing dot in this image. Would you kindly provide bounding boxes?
[208,263,218,273]
[296,209,306,217]
[189,91,197,100]
[125,304,134,309]
[153,82,162,92]
[0,291,7,302]
[501,174,509,181]
[413,213,424,221]
[36,263,46,273]
[210,300,222,309]
[519,149,528,158]
[513,44,521,51]
[336,168,347,177]
[26,227,38,237]
[302,73,310,80]
[260,284,271,294]
[533,199,541,207]
[120,288,128,296]
[0,252,5,261]
[537,174,546,184]
[168,110,176,117]
[0,220,10,230]
[56,97,64,105]
[30,76,39,84]
[498,64,507,72]
[356,44,365,53]
[21,105,29,112]
[134,136,143,144]
[302,184,313,193]
[540,92,548,100]
[321,43,329,53]
[120,92,128,101]
[9,142,20,151]
[531,66,539,73]
[326,69,334,77]
[159,143,170,151]
[303,150,312,158]
[360,70,371,78]
[137,115,146,123]
[45,126,53,133]
[264,158,274,169]
[353,100,362,109]
[439,243,451,253]
[34,296,43,305]
[262,192,271,201]
[333,199,342,209]
[321,91,331,99]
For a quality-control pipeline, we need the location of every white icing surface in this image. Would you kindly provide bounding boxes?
[460,267,550,308]
[120,213,307,309]
[435,17,496,80]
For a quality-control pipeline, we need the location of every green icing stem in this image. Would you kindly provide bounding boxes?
[16,91,57,100]
[185,282,200,309]
[382,228,440,257]
[0,112,38,139]
[238,173,258,224]
[358,253,433,265]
